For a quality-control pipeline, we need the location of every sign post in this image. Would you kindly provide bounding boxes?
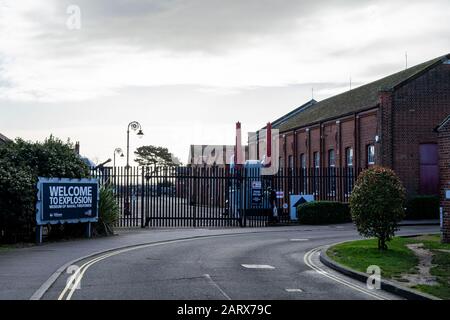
[36,178,99,244]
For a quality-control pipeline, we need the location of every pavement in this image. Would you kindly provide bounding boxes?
[0,223,440,300]
[398,219,440,226]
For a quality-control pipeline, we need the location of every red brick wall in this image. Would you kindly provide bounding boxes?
[341,118,356,166]
[276,111,380,171]
[358,112,378,168]
[310,126,320,166]
[296,130,308,166]
[278,135,285,168]
[323,122,338,166]
[438,123,450,243]
[286,133,294,167]
[271,60,450,200]
[391,63,450,196]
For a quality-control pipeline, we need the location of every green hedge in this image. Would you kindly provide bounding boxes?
[405,195,439,220]
[297,201,351,225]
[0,136,90,243]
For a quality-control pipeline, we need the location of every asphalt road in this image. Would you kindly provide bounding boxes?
[41,224,438,300]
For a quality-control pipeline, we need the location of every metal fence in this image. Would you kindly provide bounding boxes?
[91,166,361,228]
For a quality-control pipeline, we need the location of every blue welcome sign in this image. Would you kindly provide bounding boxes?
[36,177,99,225]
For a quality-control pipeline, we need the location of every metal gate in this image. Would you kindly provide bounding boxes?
[91,166,360,228]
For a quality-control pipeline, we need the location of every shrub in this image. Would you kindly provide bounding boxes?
[297,201,351,225]
[0,136,90,242]
[405,195,439,220]
[349,166,406,250]
[0,165,36,242]
[95,186,120,236]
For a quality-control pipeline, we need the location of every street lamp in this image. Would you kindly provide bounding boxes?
[113,147,124,168]
[125,121,143,217]
[127,121,144,168]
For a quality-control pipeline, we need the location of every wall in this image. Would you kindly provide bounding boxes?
[391,63,450,196]
[438,121,450,243]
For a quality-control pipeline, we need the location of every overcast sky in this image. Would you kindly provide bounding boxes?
[0,0,449,164]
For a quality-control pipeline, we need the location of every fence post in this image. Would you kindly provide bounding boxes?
[193,168,197,228]
[141,167,145,228]
[242,168,247,227]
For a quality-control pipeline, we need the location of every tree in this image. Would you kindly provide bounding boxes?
[349,166,406,250]
[134,145,181,167]
[0,136,90,242]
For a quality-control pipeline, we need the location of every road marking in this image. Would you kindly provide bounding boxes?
[56,236,238,300]
[285,288,303,292]
[241,264,275,269]
[32,228,334,300]
[303,247,387,300]
[290,238,309,242]
[204,274,231,300]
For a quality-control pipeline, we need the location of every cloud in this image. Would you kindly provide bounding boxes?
[0,0,449,102]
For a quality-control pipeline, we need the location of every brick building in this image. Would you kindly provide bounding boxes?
[436,116,450,243]
[257,54,450,198]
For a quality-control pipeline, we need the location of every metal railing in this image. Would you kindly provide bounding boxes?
[90,166,361,228]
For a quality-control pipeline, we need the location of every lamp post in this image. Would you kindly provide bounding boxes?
[113,147,124,168]
[127,121,144,168]
[125,121,144,217]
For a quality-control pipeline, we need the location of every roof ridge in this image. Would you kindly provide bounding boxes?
[274,53,449,132]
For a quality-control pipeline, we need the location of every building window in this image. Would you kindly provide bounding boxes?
[279,157,283,168]
[300,153,306,168]
[328,149,336,194]
[345,147,353,167]
[328,149,335,167]
[299,153,307,194]
[313,152,320,195]
[288,155,294,192]
[344,147,354,196]
[367,144,375,165]
[313,152,320,168]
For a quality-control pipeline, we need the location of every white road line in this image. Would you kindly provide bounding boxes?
[203,274,231,300]
[303,247,387,300]
[241,264,275,269]
[285,288,303,292]
[32,228,347,300]
[57,236,235,300]
[290,239,309,242]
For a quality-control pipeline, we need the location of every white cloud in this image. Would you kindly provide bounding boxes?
[0,0,449,162]
[0,0,448,102]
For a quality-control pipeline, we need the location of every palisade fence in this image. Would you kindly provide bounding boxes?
[90,166,362,228]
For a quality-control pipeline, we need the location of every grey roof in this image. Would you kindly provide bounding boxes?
[274,54,450,132]
[269,99,317,129]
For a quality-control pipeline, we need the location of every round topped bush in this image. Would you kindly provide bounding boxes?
[349,166,406,250]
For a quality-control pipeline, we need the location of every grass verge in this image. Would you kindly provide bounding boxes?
[327,234,450,299]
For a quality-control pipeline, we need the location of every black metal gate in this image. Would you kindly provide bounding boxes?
[91,166,360,228]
